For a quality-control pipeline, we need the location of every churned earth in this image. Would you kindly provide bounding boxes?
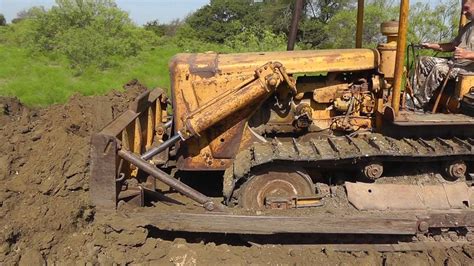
[0,81,473,265]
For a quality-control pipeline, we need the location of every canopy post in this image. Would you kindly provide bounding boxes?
[460,0,468,30]
[287,0,304,51]
[356,0,365,48]
[391,0,410,117]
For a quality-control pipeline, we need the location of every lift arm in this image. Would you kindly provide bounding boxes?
[142,61,296,160]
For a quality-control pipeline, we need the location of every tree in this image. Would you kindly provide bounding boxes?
[298,0,354,48]
[408,0,459,44]
[306,0,354,23]
[144,19,182,37]
[144,20,167,36]
[12,6,46,23]
[175,0,461,52]
[24,0,156,71]
[298,0,460,49]
[224,26,287,52]
[256,0,294,36]
[319,2,397,49]
[164,19,183,37]
[0,14,6,26]
[185,0,263,43]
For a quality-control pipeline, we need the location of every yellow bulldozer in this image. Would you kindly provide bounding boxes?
[91,0,474,244]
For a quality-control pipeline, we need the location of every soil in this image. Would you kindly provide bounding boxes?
[0,80,473,265]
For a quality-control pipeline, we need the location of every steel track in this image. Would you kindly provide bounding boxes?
[230,133,474,180]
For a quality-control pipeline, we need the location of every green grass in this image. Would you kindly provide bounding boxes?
[0,44,181,107]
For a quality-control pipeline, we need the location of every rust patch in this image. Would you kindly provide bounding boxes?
[189,53,219,79]
[208,118,247,159]
[346,182,471,211]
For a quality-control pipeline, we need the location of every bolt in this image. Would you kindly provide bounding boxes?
[268,78,277,87]
[362,163,383,180]
[156,127,164,135]
[418,221,429,232]
[204,201,215,211]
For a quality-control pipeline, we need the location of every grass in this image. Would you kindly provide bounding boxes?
[0,44,182,107]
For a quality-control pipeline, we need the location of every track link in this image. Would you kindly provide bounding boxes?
[229,133,474,181]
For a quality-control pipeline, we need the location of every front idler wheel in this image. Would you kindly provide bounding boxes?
[238,166,315,210]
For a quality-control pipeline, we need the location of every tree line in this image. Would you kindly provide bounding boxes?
[0,0,460,74]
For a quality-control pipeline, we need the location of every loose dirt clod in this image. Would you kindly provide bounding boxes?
[0,81,472,265]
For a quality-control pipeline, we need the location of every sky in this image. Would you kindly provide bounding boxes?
[0,0,440,26]
[0,0,210,25]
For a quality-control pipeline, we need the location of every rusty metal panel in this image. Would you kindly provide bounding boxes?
[170,49,379,79]
[394,112,474,126]
[100,110,139,137]
[188,53,219,78]
[312,84,345,103]
[91,89,170,209]
[207,119,247,159]
[90,134,119,209]
[168,49,379,171]
[346,182,471,211]
[130,90,152,113]
[216,49,379,75]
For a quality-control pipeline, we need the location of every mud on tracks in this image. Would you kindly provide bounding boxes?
[0,80,473,265]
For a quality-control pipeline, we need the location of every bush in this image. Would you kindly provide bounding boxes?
[0,14,6,26]
[144,20,166,37]
[173,21,287,54]
[185,0,263,44]
[171,23,229,53]
[224,26,287,52]
[144,19,183,37]
[12,0,157,72]
[0,20,37,46]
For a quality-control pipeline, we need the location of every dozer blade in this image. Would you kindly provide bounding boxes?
[90,88,224,211]
[106,208,474,236]
[346,182,472,211]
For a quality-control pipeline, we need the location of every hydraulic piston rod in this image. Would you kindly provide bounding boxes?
[141,134,181,160]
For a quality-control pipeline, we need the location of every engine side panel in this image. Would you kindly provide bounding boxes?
[169,49,379,171]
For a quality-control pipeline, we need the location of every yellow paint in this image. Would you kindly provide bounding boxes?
[146,106,154,150]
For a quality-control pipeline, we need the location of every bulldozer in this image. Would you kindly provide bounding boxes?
[91,0,474,245]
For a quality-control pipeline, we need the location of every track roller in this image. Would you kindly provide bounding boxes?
[467,233,474,242]
[467,228,474,242]
[360,162,384,181]
[443,160,467,181]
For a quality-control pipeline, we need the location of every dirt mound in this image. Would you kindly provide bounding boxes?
[0,97,27,125]
[0,81,473,265]
[0,82,147,264]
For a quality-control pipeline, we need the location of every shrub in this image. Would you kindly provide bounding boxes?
[0,14,6,26]
[12,0,157,72]
[224,26,287,52]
